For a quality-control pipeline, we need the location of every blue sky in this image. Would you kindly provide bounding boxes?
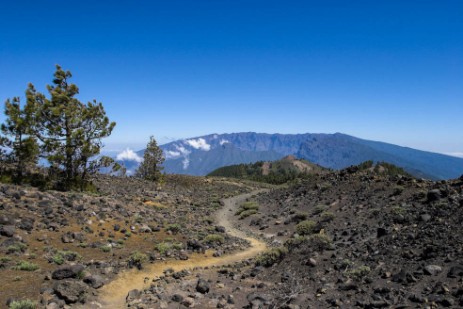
[1,1,462,156]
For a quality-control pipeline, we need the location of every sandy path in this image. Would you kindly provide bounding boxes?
[93,190,267,308]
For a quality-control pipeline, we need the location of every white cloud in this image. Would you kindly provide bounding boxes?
[116,148,143,163]
[443,152,463,158]
[182,157,190,169]
[219,139,229,146]
[185,138,211,151]
[165,150,181,159]
[175,145,191,155]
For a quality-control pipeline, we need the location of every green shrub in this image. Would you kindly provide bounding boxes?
[128,251,148,264]
[295,220,316,235]
[52,254,64,265]
[203,234,225,245]
[7,243,27,254]
[9,299,37,309]
[52,250,81,265]
[13,261,39,271]
[391,206,406,216]
[100,244,112,252]
[284,235,307,251]
[320,211,335,222]
[312,204,327,215]
[172,242,183,250]
[292,212,308,223]
[166,224,182,234]
[239,209,258,219]
[0,256,12,263]
[255,247,288,267]
[155,242,172,255]
[308,233,333,251]
[235,201,259,218]
[345,265,371,280]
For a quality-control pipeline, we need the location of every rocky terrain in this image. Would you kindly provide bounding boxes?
[121,165,463,309]
[0,175,259,308]
[1,164,463,308]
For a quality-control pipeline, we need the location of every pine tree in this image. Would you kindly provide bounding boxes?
[136,136,165,182]
[30,65,116,189]
[1,96,39,183]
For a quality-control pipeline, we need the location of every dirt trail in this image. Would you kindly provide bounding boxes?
[94,190,267,308]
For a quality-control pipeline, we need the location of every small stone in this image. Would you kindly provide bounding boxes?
[448,265,463,278]
[196,278,210,294]
[306,258,317,267]
[181,297,195,307]
[83,274,105,289]
[0,225,15,237]
[171,294,184,302]
[420,214,432,222]
[424,265,443,276]
[126,289,141,302]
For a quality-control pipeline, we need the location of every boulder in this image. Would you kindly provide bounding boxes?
[83,274,105,289]
[0,225,15,237]
[52,264,85,280]
[196,278,210,294]
[53,280,88,304]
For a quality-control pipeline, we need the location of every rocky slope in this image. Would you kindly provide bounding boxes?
[125,165,463,308]
[0,175,260,308]
[2,165,463,308]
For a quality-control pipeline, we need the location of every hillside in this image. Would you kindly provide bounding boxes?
[118,165,463,308]
[207,155,326,184]
[120,132,463,180]
[1,165,463,308]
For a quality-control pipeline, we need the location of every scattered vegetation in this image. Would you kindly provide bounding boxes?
[345,265,371,280]
[8,299,37,309]
[320,211,335,222]
[7,243,27,254]
[255,247,288,267]
[207,157,323,184]
[166,223,182,234]
[308,233,333,251]
[295,220,317,236]
[235,201,259,219]
[13,261,39,271]
[128,251,148,265]
[203,234,225,245]
[51,250,81,265]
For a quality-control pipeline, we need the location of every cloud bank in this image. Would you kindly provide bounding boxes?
[444,152,463,158]
[116,148,143,163]
[185,138,211,151]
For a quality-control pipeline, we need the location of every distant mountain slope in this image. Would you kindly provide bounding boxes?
[160,142,282,176]
[207,155,326,184]
[121,132,463,180]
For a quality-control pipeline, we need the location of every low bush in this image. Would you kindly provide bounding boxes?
[295,220,316,235]
[13,261,39,271]
[9,299,37,309]
[320,211,335,222]
[345,265,371,280]
[203,234,225,245]
[308,233,333,251]
[128,251,148,264]
[255,247,288,267]
[166,224,182,234]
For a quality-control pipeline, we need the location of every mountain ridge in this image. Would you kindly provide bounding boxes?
[120,132,463,180]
